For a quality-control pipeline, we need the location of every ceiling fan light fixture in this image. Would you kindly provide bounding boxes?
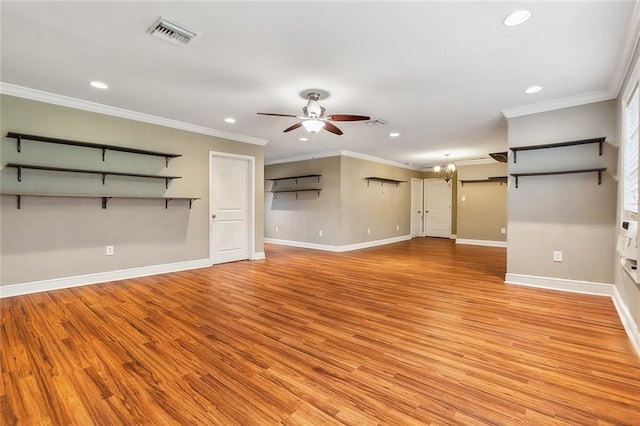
[302,119,325,134]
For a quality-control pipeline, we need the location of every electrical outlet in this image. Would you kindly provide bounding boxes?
[106,245,114,256]
[461,195,466,202]
[396,225,400,231]
[275,225,279,232]
[501,228,506,234]
[318,230,323,237]
[367,228,371,234]
[553,251,563,262]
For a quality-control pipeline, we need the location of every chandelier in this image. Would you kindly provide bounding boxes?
[433,154,456,182]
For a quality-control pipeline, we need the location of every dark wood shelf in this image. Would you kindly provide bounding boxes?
[6,163,181,188]
[6,132,182,167]
[266,175,321,186]
[0,193,200,209]
[365,177,407,187]
[459,176,508,186]
[509,137,605,163]
[268,189,321,199]
[510,168,606,188]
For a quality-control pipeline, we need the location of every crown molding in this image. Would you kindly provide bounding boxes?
[611,0,640,98]
[265,149,421,171]
[0,82,269,146]
[500,89,616,119]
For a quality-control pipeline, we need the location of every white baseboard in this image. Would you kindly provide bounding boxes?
[0,258,211,298]
[456,238,507,248]
[504,273,614,296]
[252,251,266,260]
[264,235,411,252]
[506,273,639,356]
[612,286,640,356]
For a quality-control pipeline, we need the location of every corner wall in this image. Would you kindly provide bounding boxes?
[506,100,618,285]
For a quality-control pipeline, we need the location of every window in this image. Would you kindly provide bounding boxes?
[624,85,639,214]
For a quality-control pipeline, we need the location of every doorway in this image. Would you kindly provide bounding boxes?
[410,178,424,237]
[423,179,452,238]
[209,152,255,264]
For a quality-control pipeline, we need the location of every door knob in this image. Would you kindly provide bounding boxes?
[212,214,217,219]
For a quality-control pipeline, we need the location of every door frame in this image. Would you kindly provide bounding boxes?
[209,151,256,264]
[410,177,424,237]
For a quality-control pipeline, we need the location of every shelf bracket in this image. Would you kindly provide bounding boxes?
[514,176,519,189]
[513,151,517,164]
[598,169,603,185]
[598,140,603,156]
[16,195,21,210]
[165,199,170,209]
[101,148,107,162]
[101,197,111,209]
[16,135,22,153]
[189,199,195,209]
[102,173,107,185]
[165,156,171,168]
[16,166,22,182]
[165,178,170,189]
[295,191,298,200]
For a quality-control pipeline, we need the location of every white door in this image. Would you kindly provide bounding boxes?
[410,178,424,237]
[210,154,251,264]
[424,179,451,238]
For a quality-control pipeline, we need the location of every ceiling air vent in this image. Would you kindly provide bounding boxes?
[147,17,197,46]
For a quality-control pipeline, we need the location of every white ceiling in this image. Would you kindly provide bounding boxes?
[1,1,638,168]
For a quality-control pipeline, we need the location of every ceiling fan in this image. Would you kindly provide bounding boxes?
[257,90,370,135]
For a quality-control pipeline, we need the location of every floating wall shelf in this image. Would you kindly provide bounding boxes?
[365,177,407,187]
[268,189,321,199]
[0,193,200,210]
[6,132,182,167]
[459,176,508,186]
[510,168,606,188]
[266,174,321,186]
[6,163,181,188]
[509,137,605,163]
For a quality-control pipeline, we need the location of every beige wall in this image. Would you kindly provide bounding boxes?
[507,100,618,284]
[340,156,420,245]
[265,155,422,247]
[456,163,507,241]
[264,157,341,245]
[1,95,264,286]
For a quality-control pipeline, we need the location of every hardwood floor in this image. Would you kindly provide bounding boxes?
[2,238,639,425]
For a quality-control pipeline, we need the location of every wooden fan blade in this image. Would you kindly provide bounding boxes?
[283,122,303,133]
[257,113,298,118]
[326,114,370,122]
[323,122,343,135]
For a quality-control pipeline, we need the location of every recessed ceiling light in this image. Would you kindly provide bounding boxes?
[224,117,236,123]
[390,132,400,137]
[89,80,109,90]
[524,85,543,94]
[504,10,531,26]
[299,137,308,142]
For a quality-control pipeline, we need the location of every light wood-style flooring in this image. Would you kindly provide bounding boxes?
[2,238,639,425]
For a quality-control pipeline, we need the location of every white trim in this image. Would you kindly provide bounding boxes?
[0,82,268,146]
[449,234,457,239]
[612,0,640,99]
[266,149,421,171]
[264,235,411,252]
[612,285,640,355]
[0,259,211,298]
[456,238,507,248]
[505,273,614,296]
[252,251,266,260]
[505,273,639,356]
[209,151,256,264]
[501,89,616,119]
